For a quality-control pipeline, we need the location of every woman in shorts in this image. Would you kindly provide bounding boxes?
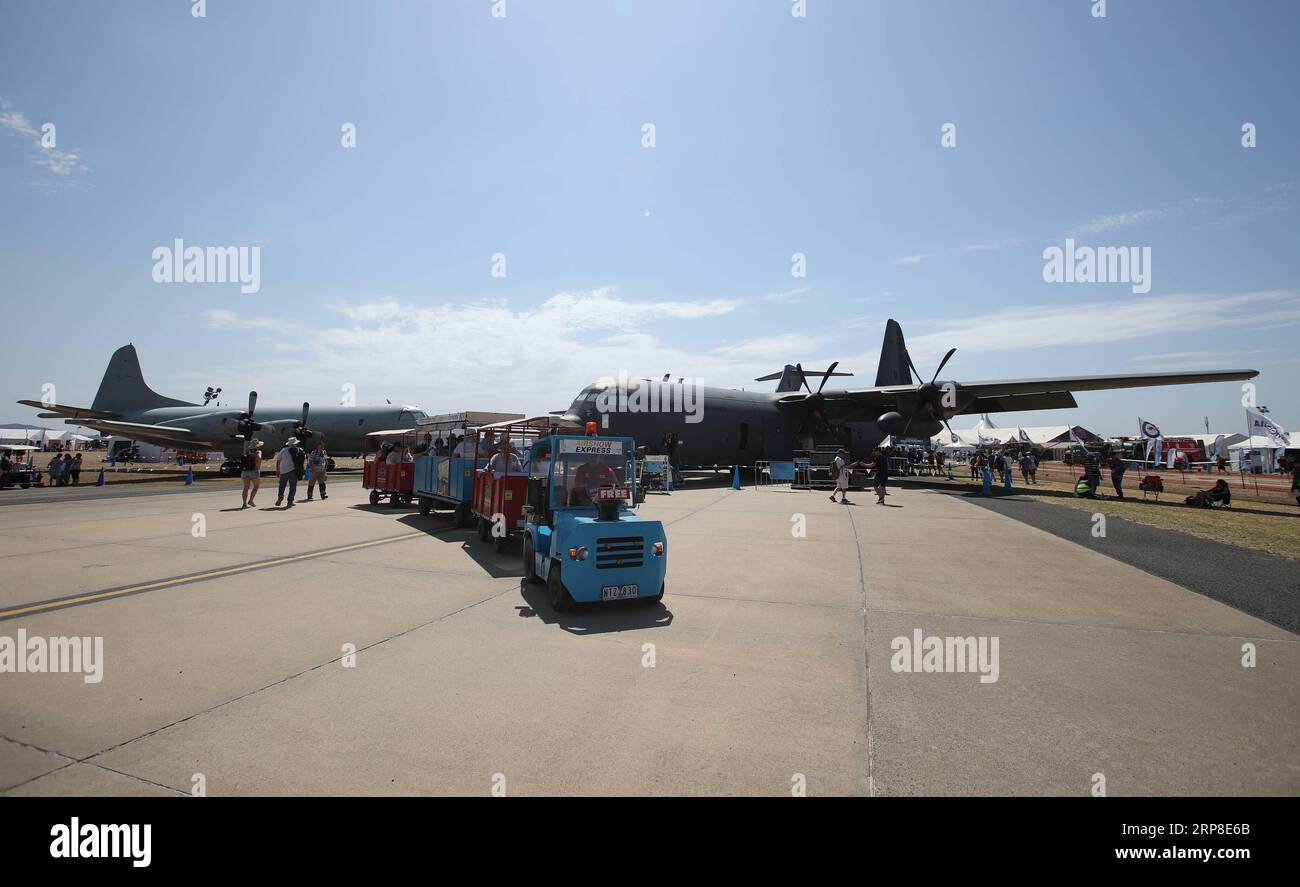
[240,440,263,509]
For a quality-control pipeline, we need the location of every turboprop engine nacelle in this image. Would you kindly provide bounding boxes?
[876,411,942,439]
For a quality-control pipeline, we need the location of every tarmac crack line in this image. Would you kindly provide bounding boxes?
[865,605,1300,643]
[0,528,443,621]
[844,502,877,798]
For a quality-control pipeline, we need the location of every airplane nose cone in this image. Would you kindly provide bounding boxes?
[561,413,583,424]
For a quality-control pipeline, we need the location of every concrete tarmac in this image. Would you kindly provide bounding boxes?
[0,480,1295,795]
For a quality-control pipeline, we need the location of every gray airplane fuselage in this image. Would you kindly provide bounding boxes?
[562,382,888,466]
[119,404,426,458]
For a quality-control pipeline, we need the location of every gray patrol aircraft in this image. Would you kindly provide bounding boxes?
[559,319,1259,466]
[19,344,427,474]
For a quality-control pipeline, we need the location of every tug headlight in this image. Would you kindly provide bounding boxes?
[577,546,589,560]
[652,542,664,556]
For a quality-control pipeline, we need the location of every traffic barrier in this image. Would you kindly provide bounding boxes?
[185,466,194,485]
[95,469,105,487]
[732,465,741,490]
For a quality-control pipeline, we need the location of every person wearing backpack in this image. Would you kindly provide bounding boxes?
[275,437,304,508]
[305,442,329,501]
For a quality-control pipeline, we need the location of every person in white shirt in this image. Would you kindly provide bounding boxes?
[452,435,475,459]
[275,437,302,508]
[487,439,523,479]
[829,448,851,504]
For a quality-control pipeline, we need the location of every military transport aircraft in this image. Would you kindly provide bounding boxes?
[559,319,1259,467]
[18,344,428,475]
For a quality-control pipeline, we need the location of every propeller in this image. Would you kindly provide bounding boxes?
[293,401,314,441]
[878,348,963,440]
[236,391,260,454]
[781,362,842,437]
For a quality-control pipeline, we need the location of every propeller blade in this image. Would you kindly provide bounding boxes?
[929,348,957,385]
[906,354,921,386]
[301,401,310,427]
[795,363,813,395]
[815,361,839,396]
[943,418,958,444]
[247,390,258,418]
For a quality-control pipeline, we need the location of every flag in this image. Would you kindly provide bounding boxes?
[1247,409,1290,448]
[1139,417,1162,463]
[1017,428,1032,444]
[1068,426,1087,446]
[1211,434,1226,459]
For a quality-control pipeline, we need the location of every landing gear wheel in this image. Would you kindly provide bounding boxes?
[418,497,432,516]
[477,516,490,541]
[455,503,469,528]
[522,535,541,584]
[646,583,665,604]
[390,494,403,508]
[548,563,573,612]
[369,489,380,506]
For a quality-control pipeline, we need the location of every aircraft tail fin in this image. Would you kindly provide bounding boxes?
[90,344,196,414]
[875,319,915,387]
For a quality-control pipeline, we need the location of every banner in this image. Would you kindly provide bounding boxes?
[1247,410,1290,448]
[1139,418,1163,464]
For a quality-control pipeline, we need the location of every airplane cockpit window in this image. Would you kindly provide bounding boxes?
[566,383,607,418]
[399,408,425,423]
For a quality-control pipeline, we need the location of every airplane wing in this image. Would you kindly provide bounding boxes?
[942,368,1260,399]
[17,400,118,421]
[70,418,214,447]
[842,368,1258,398]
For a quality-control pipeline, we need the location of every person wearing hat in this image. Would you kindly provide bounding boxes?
[829,447,868,504]
[275,437,304,508]
[240,439,264,509]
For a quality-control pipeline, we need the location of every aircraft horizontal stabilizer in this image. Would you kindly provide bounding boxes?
[72,418,209,447]
[18,400,118,420]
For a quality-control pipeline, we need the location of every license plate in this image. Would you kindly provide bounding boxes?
[600,584,639,601]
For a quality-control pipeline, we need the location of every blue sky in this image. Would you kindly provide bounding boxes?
[1,0,1296,438]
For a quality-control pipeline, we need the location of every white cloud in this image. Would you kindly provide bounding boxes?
[0,96,89,182]
[207,288,755,413]
[902,290,1300,362]
[713,333,829,361]
[959,239,1024,253]
[203,309,277,330]
[896,253,929,265]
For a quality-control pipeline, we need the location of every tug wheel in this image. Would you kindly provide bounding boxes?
[548,563,573,612]
[523,535,542,584]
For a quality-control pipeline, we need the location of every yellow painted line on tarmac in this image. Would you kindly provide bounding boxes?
[0,530,429,621]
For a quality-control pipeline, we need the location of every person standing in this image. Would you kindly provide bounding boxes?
[275,437,303,508]
[241,440,263,509]
[1108,449,1127,499]
[46,453,64,486]
[306,442,329,501]
[70,452,83,485]
[1019,451,1034,485]
[828,448,851,504]
[872,448,890,504]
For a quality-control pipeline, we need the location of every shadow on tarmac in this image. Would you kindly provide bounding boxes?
[515,579,674,636]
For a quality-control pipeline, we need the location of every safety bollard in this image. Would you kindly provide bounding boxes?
[982,467,992,496]
[185,466,194,485]
[732,465,741,490]
[95,468,105,487]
